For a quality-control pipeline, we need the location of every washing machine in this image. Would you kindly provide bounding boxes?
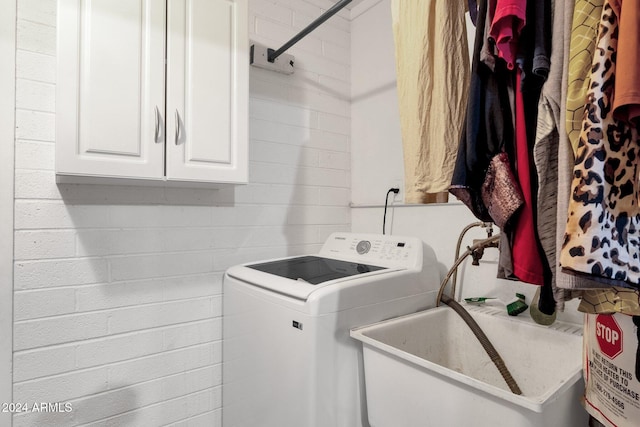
[222,232,440,427]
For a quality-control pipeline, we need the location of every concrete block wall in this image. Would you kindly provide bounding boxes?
[11,0,350,425]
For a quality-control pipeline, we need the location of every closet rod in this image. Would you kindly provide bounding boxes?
[268,0,352,62]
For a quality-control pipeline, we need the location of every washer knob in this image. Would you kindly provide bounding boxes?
[356,240,371,254]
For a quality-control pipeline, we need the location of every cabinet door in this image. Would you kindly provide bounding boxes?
[166,0,248,184]
[57,0,166,180]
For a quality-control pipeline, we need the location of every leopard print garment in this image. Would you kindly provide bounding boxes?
[559,0,640,288]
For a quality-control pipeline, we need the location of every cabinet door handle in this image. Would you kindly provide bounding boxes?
[154,106,162,143]
[175,109,181,145]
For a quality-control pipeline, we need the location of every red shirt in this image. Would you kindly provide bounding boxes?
[512,69,545,286]
[489,0,526,70]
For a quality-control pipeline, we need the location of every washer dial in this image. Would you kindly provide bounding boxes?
[356,240,371,254]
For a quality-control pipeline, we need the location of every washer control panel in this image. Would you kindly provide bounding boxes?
[320,232,421,267]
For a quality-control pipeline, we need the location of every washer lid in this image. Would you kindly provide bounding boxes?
[246,255,386,285]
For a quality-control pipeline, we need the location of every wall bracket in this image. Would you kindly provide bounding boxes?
[250,42,295,75]
[249,0,352,74]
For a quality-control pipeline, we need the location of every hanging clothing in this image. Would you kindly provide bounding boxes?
[529,0,551,80]
[565,0,604,153]
[391,0,469,202]
[454,0,549,288]
[533,0,593,310]
[578,287,640,316]
[494,0,548,287]
[489,0,526,70]
[480,0,524,280]
[613,0,640,124]
[511,68,545,286]
[555,0,605,295]
[476,0,519,281]
[450,0,514,222]
[559,0,640,289]
[562,0,640,313]
[532,0,567,315]
[480,0,498,71]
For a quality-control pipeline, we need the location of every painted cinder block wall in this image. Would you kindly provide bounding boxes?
[10,0,350,425]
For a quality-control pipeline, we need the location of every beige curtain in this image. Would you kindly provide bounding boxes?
[391,0,469,203]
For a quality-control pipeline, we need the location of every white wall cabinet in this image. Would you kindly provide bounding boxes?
[56,0,248,186]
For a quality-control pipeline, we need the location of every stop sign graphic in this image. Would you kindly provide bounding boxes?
[595,314,623,359]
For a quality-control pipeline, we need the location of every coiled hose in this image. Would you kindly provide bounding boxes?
[437,234,523,396]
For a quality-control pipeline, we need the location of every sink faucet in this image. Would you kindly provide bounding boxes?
[436,224,500,306]
[470,236,500,265]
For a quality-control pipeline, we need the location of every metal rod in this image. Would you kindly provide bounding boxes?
[268,0,352,62]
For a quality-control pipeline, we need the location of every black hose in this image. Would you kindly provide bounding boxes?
[440,294,523,395]
[436,232,522,394]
